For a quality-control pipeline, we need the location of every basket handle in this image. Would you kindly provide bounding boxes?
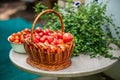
[31,9,64,41]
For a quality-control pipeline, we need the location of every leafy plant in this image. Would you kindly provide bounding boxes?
[34,1,120,59]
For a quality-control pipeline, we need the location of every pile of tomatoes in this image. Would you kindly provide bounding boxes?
[32,27,73,45]
[9,27,73,45]
[8,28,30,44]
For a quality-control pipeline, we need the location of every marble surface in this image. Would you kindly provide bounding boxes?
[9,44,120,77]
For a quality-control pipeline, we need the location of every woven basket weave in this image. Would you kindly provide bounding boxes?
[23,9,74,71]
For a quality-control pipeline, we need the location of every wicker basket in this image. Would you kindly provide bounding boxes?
[23,9,74,71]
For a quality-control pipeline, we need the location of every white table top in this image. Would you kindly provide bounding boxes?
[9,44,120,77]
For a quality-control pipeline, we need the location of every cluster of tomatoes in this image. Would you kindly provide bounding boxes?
[32,27,73,45]
[8,28,30,44]
[9,27,73,45]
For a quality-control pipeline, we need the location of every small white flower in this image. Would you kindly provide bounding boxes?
[74,1,81,8]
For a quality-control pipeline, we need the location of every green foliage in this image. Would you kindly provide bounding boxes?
[34,2,48,13]
[34,1,120,59]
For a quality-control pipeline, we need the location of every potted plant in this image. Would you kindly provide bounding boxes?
[33,0,120,59]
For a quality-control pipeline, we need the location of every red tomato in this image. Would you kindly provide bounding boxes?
[47,36,54,43]
[39,32,43,37]
[24,28,29,32]
[20,35,24,40]
[34,32,39,36]
[35,27,42,33]
[40,36,47,43]
[17,32,22,36]
[12,33,16,37]
[9,36,15,42]
[45,28,50,32]
[51,32,58,39]
[33,37,39,43]
[14,39,19,44]
[21,31,27,35]
[40,38,45,43]
[63,33,73,43]
[57,32,63,39]
[20,37,24,43]
[15,35,20,40]
[43,29,50,35]
[52,38,58,45]
[35,35,40,40]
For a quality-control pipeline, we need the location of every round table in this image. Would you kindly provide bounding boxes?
[9,44,120,80]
